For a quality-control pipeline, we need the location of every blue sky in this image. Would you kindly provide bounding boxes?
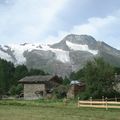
[0,0,120,49]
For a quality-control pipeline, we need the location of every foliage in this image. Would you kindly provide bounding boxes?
[62,76,70,85]
[69,57,120,99]
[28,68,46,76]
[53,85,68,99]
[114,67,120,74]
[0,59,15,94]
[9,85,16,95]
[81,57,116,99]
[9,84,23,95]
[12,65,28,85]
[0,88,4,99]
[15,84,23,95]
[70,69,85,80]
[0,58,46,96]
[52,77,69,98]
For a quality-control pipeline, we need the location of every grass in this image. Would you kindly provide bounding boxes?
[0,99,120,120]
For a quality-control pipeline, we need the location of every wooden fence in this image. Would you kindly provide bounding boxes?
[78,97,120,110]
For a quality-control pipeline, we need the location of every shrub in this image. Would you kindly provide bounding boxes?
[9,85,16,95]
[16,84,23,95]
[53,85,68,99]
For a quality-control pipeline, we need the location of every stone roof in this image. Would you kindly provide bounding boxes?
[19,75,57,83]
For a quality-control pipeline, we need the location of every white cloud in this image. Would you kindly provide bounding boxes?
[46,10,120,49]
[72,13,120,49]
[0,0,68,44]
[71,16,117,37]
[0,0,120,50]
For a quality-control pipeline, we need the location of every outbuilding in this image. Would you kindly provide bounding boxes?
[67,80,85,99]
[19,75,62,100]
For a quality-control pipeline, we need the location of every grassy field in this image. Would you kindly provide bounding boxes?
[0,99,120,120]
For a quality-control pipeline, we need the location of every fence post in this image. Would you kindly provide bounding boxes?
[63,98,67,106]
[105,97,108,110]
[115,96,117,102]
[77,97,80,107]
[90,97,92,106]
[102,96,104,106]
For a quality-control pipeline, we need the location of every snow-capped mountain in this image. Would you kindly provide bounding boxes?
[1,34,120,76]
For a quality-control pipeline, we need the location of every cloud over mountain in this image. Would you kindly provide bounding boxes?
[0,0,120,50]
[0,0,68,44]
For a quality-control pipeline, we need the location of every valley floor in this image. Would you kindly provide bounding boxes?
[0,100,120,120]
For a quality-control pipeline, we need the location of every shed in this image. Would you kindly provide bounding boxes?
[67,80,85,99]
[19,75,62,100]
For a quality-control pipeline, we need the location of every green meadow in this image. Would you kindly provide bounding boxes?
[0,99,120,120]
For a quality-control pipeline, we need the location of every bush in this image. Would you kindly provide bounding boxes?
[9,85,16,95]
[9,84,23,96]
[0,88,4,99]
[16,84,23,95]
[53,85,68,99]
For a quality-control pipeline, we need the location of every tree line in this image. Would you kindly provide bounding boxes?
[0,58,46,97]
[69,57,120,99]
[51,57,120,99]
[0,57,120,99]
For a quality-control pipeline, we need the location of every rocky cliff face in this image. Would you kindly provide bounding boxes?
[0,34,120,76]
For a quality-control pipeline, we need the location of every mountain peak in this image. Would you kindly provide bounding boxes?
[63,34,97,42]
[51,34,98,50]
[0,34,120,77]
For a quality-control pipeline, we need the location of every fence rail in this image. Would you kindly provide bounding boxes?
[78,98,120,110]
